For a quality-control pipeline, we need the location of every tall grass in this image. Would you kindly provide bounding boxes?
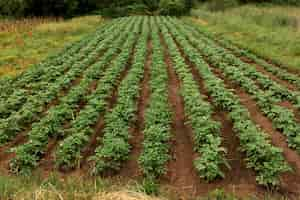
[0,16,103,77]
[188,4,300,71]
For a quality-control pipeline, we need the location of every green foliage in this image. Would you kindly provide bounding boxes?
[160,17,229,181]
[55,18,138,169]
[239,0,300,6]
[159,0,187,15]
[167,17,291,186]
[1,15,298,190]
[141,177,159,195]
[0,0,29,17]
[138,17,171,180]
[92,17,149,175]
[207,0,239,11]
[0,0,100,17]
[8,17,135,173]
[198,0,300,6]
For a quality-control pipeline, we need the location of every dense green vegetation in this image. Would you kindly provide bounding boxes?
[0,0,192,17]
[188,5,300,71]
[1,0,300,198]
[2,0,298,18]
[1,15,300,190]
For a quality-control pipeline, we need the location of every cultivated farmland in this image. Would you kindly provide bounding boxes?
[1,16,300,199]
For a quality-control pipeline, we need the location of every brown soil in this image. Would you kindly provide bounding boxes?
[119,39,152,178]
[80,29,142,172]
[277,101,300,124]
[242,58,297,91]
[159,31,201,199]
[38,49,117,174]
[0,47,110,172]
[170,32,261,198]
[210,64,300,198]
[0,133,27,170]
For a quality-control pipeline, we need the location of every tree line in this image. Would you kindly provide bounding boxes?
[0,0,298,18]
[0,0,193,17]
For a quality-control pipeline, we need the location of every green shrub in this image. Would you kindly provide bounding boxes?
[207,0,239,12]
[159,0,187,15]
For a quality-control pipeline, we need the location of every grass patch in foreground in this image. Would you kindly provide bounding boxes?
[0,16,103,77]
[0,173,293,200]
[0,174,163,200]
[186,4,300,71]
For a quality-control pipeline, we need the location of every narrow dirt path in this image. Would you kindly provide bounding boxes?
[211,66,300,198]
[79,31,142,174]
[170,33,260,197]
[38,34,139,176]
[38,50,122,175]
[158,31,200,199]
[119,39,152,178]
[198,37,300,139]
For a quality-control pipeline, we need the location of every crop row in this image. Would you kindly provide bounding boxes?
[0,18,129,120]
[0,17,134,145]
[197,34,300,109]
[173,19,300,153]
[91,17,150,174]
[138,17,172,179]
[164,17,291,186]
[185,23,300,91]
[10,17,143,174]
[0,18,121,101]
[159,18,229,181]
[55,17,144,169]
[180,22,300,112]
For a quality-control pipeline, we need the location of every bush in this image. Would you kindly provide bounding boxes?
[159,0,187,15]
[100,3,148,18]
[207,0,239,12]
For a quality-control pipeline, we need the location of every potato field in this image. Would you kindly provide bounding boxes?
[1,16,300,198]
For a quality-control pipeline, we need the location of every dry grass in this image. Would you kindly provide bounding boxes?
[13,189,165,200]
[0,17,61,33]
[36,16,102,33]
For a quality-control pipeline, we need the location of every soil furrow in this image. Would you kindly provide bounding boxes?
[159,30,200,199]
[79,29,143,172]
[208,61,300,198]
[166,30,261,198]
[173,35,257,186]
[119,39,152,178]
[207,37,298,91]
[38,48,125,174]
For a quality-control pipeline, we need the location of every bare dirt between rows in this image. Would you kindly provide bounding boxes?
[38,48,123,175]
[2,19,300,200]
[168,30,262,198]
[158,30,201,199]
[0,48,110,173]
[0,32,138,177]
[210,63,300,199]
[208,35,298,91]
[77,28,143,175]
[119,39,152,178]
